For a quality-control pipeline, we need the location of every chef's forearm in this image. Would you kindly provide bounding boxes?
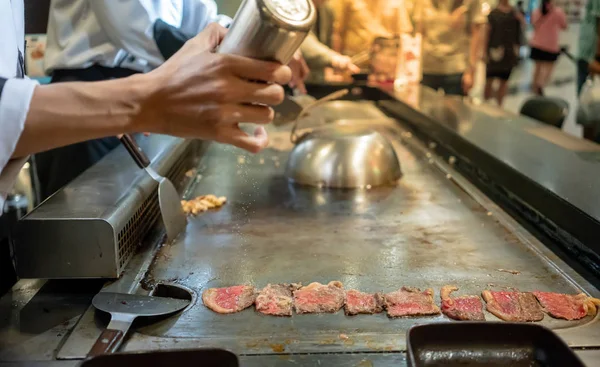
[12,74,152,158]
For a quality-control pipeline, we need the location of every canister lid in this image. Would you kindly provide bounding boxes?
[264,0,312,23]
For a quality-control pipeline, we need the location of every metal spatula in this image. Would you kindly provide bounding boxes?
[88,292,190,356]
[120,134,186,241]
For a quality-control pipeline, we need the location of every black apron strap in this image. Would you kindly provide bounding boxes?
[153,19,193,61]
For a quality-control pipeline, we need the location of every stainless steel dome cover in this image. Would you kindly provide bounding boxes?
[285,123,403,189]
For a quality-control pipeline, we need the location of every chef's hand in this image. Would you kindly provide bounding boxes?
[140,23,292,153]
[331,54,361,74]
[288,50,310,94]
[462,69,475,95]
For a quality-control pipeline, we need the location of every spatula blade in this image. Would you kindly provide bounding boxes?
[157,177,187,242]
[92,292,190,317]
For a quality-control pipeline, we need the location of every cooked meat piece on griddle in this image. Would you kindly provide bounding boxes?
[202,285,256,314]
[256,283,300,316]
[344,289,385,316]
[384,287,441,318]
[293,281,345,314]
[533,291,600,320]
[440,285,485,321]
[482,290,544,322]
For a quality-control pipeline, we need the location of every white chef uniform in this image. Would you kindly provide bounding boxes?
[0,0,38,215]
[45,0,231,74]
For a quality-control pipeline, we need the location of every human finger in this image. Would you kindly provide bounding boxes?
[222,55,292,85]
[219,125,269,153]
[190,23,228,52]
[215,104,275,125]
[232,80,286,105]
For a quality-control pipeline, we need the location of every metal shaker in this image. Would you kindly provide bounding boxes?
[218,0,317,65]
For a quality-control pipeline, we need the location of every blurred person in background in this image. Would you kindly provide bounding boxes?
[409,0,486,96]
[576,0,600,142]
[300,0,360,82]
[516,0,527,18]
[370,0,414,36]
[529,0,567,96]
[330,0,392,63]
[483,0,523,106]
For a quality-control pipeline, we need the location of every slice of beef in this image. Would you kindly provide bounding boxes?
[255,283,300,316]
[533,292,600,320]
[440,285,485,321]
[482,290,544,322]
[344,289,385,316]
[293,281,345,314]
[202,285,256,314]
[384,287,441,318]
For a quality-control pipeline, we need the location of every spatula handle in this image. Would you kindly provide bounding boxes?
[120,134,151,169]
[88,329,125,356]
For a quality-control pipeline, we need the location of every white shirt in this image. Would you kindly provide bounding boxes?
[45,0,230,74]
[0,0,38,214]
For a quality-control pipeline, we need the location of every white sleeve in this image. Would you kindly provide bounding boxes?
[0,78,37,207]
[180,0,232,35]
[89,0,168,67]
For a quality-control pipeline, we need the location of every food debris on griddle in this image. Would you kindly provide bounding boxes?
[293,281,345,314]
[533,291,600,320]
[482,290,543,322]
[256,283,300,317]
[344,289,385,316]
[497,269,521,275]
[440,285,485,321]
[202,285,256,314]
[181,195,227,216]
[384,287,441,318]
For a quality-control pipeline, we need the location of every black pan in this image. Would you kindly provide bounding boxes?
[407,322,585,367]
[80,349,238,367]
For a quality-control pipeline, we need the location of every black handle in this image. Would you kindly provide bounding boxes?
[120,134,151,169]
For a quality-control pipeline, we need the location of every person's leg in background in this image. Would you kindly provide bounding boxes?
[537,61,556,96]
[532,61,543,95]
[484,77,495,102]
[496,78,509,106]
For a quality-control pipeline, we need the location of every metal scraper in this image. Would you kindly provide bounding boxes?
[272,94,317,126]
[120,134,186,241]
[88,292,190,356]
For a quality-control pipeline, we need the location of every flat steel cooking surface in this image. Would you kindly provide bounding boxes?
[128,111,599,354]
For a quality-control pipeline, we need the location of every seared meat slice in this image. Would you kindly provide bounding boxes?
[441,285,485,321]
[293,281,345,314]
[256,284,300,316]
[384,287,441,318]
[202,285,256,314]
[344,289,385,316]
[482,290,543,322]
[533,291,600,320]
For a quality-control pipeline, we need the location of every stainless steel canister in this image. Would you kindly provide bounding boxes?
[218,0,317,65]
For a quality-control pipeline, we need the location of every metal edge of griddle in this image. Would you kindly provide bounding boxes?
[376,92,600,285]
[59,118,600,358]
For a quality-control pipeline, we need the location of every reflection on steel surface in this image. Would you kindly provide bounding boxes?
[286,124,402,188]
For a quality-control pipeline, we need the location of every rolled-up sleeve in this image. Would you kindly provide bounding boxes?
[0,78,37,207]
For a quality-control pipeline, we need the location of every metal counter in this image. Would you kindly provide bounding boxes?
[2,87,600,366]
